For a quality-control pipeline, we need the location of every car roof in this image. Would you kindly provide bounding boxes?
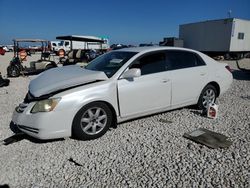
[115,46,198,53]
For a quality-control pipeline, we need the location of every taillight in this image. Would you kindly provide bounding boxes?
[225,65,232,73]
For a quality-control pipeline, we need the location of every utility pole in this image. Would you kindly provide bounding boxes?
[228,10,232,18]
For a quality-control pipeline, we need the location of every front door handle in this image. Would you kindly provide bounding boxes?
[200,73,206,76]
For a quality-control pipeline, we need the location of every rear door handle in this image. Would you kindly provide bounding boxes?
[200,73,206,76]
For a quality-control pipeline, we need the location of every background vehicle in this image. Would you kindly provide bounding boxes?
[0,45,14,52]
[1,46,11,52]
[0,47,5,55]
[11,47,232,141]
[110,44,128,50]
[159,37,184,47]
[56,35,110,54]
[7,39,57,77]
[6,45,14,52]
[56,35,108,66]
[49,41,61,53]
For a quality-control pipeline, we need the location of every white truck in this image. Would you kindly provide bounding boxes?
[55,35,110,53]
[50,41,61,53]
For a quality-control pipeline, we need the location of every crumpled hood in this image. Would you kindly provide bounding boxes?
[29,66,108,97]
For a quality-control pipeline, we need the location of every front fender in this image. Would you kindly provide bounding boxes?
[53,81,119,124]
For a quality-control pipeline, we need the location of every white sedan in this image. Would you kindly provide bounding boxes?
[11,47,233,140]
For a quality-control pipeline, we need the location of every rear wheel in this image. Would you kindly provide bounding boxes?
[72,102,113,140]
[7,65,20,77]
[197,84,217,110]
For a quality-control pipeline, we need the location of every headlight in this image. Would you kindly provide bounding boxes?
[31,98,61,113]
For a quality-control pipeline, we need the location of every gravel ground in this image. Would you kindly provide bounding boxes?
[0,53,249,187]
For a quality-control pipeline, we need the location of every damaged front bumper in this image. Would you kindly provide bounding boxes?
[11,102,72,140]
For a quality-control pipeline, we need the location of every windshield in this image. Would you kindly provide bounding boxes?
[85,51,137,78]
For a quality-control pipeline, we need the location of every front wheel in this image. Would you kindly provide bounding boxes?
[197,84,217,110]
[72,102,113,140]
[7,65,20,77]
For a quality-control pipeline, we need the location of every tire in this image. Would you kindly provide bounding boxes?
[7,65,20,77]
[72,102,113,140]
[197,84,217,111]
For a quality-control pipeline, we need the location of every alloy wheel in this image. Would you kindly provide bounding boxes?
[202,88,216,109]
[80,107,107,135]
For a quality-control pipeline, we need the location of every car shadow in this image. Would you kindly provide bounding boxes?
[117,107,188,126]
[2,122,65,145]
[189,110,207,117]
[0,184,10,188]
[185,105,209,117]
[2,133,65,146]
[232,69,250,81]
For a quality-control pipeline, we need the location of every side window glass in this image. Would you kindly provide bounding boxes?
[166,51,205,70]
[195,54,206,66]
[130,53,166,75]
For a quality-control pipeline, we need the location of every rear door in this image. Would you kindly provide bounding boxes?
[117,52,172,118]
[166,50,209,106]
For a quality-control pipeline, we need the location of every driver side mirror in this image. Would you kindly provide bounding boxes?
[121,68,141,79]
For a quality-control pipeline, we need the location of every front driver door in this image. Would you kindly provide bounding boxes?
[117,52,172,118]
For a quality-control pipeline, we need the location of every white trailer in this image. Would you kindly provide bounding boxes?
[179,18,250,59]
